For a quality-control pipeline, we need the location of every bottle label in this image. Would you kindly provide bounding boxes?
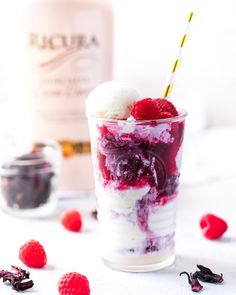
[27,9,112,142]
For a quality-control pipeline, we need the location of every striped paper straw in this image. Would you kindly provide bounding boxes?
[162,11,195,99]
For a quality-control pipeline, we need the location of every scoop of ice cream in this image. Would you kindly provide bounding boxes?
[86,81,141,119]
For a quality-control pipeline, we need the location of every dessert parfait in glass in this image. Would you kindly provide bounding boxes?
[87,81,187,272]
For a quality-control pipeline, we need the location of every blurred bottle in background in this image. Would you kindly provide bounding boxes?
[2,0,113,194]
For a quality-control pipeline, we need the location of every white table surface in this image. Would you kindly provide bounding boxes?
[0,178,235,295]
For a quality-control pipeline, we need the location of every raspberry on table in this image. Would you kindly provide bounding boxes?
[60,209,83,232]
[19,240,47,268]
[58,272,90,295]
[200,213,228,240]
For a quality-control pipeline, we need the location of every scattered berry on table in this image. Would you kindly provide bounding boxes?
[19,240,47,268]
[58,272,90,295]
[60,209,83,232]
[200,214,228,240]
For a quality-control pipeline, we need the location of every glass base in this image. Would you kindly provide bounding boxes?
[101,253,175,272]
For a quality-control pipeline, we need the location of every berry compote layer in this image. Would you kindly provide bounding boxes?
[90,114,185,269]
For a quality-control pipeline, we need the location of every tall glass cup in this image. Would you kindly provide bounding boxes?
[88,109,187,272]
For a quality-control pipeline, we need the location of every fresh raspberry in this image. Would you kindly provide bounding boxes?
[154,98,178,118]
[130,98,161,120]
[200,214,228,240]
[19,240,47,268]
[58,272,90,295]
[130,97,178,120]
[60,209,83,232]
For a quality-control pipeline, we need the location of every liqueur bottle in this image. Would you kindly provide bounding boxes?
[3,0,113,192]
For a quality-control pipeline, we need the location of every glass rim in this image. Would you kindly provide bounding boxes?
[87,108,187,124]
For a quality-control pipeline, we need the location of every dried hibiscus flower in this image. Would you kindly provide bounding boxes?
[180,271,203,292]
[0,266,34,291]
[91,209,98,220]
[193,265,224,284]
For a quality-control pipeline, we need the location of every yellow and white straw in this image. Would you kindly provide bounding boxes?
[162,12,195,99]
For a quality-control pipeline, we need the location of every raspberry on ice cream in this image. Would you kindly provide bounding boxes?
[130,98,161,120]
[131,97,178,120]
[154,98,178,118]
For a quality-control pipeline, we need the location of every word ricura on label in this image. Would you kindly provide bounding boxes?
[29,33,100,50]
